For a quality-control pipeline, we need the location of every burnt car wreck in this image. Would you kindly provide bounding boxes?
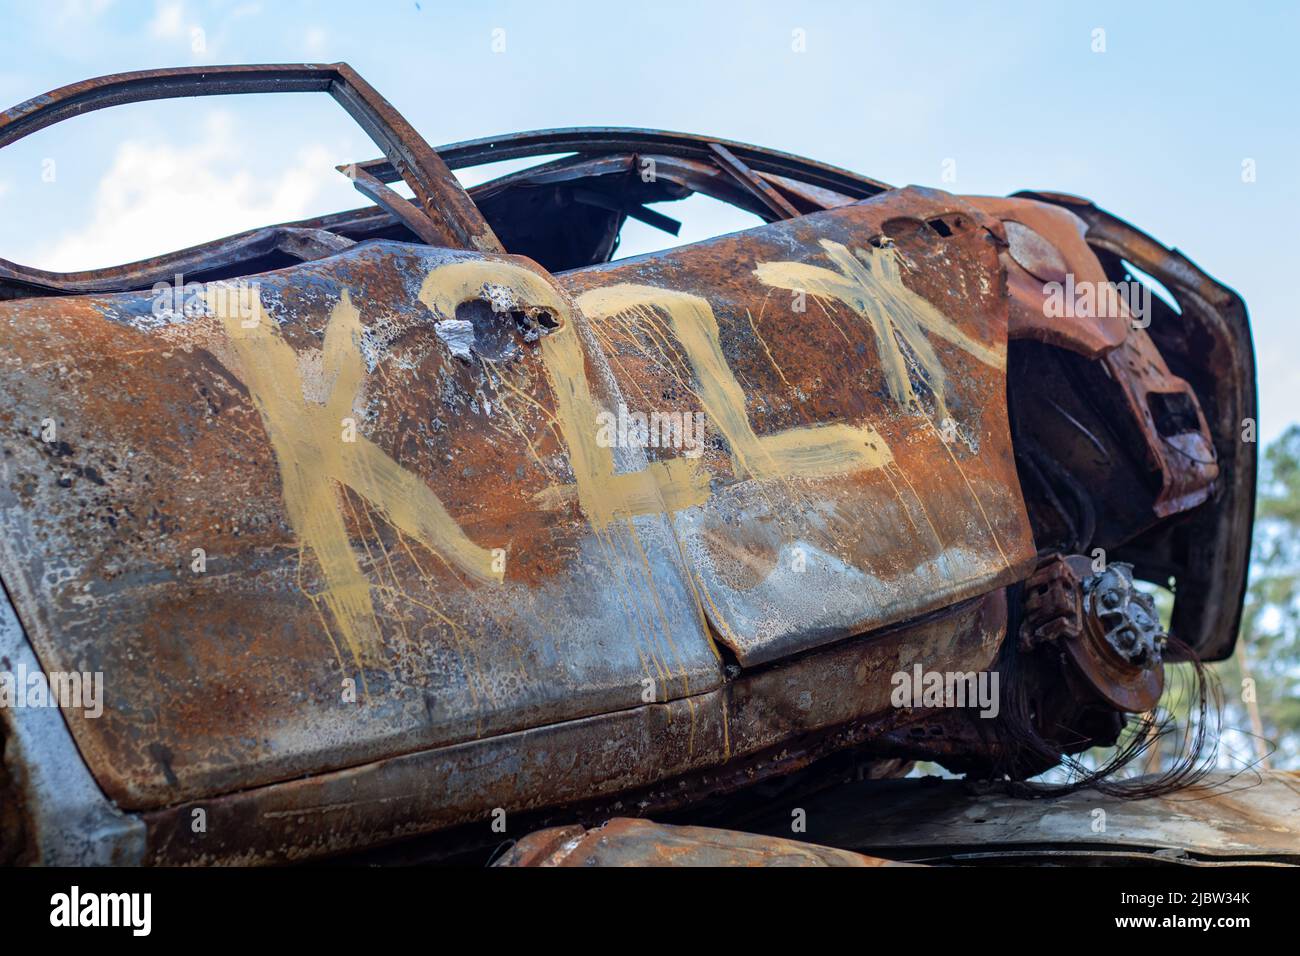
[0,64,1263,865]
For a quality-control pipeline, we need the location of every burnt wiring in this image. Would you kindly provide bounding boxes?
[989,587,1226,799]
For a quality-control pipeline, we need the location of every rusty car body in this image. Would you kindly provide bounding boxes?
[0,65,1254,865]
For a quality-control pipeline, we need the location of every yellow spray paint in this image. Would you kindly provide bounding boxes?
[576,284,893,482]
[753,240,1004,421]
[418,260,711,531]
[212,248,940,666]
[210,286,502,668]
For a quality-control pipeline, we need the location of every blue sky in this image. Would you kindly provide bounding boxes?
[0,0,1295,439]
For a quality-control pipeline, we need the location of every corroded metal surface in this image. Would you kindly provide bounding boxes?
[496,818,908,867]
[731,771,1300,865]
[1014,191,1253,661]
[0,62,1258,865]
[1019,555,1164,714]
[0,188,1033,810]
[0,585,144,864]
[1099,315,1219,518]
[563,187,1034,665]
[978,194,1219,520]
[971,196,1129,358]
[0,244,719,807]
[138,592,1004,864]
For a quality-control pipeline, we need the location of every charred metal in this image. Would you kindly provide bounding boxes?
[0,64,1258,865]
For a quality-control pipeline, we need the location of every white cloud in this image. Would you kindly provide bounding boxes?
[149,0,184,38]
[36,111,350,272]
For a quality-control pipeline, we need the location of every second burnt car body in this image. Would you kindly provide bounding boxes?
[0,65,1253,864]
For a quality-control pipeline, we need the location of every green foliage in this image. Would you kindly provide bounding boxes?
[1089,427,1300,775]
[1233,426,1300,766]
